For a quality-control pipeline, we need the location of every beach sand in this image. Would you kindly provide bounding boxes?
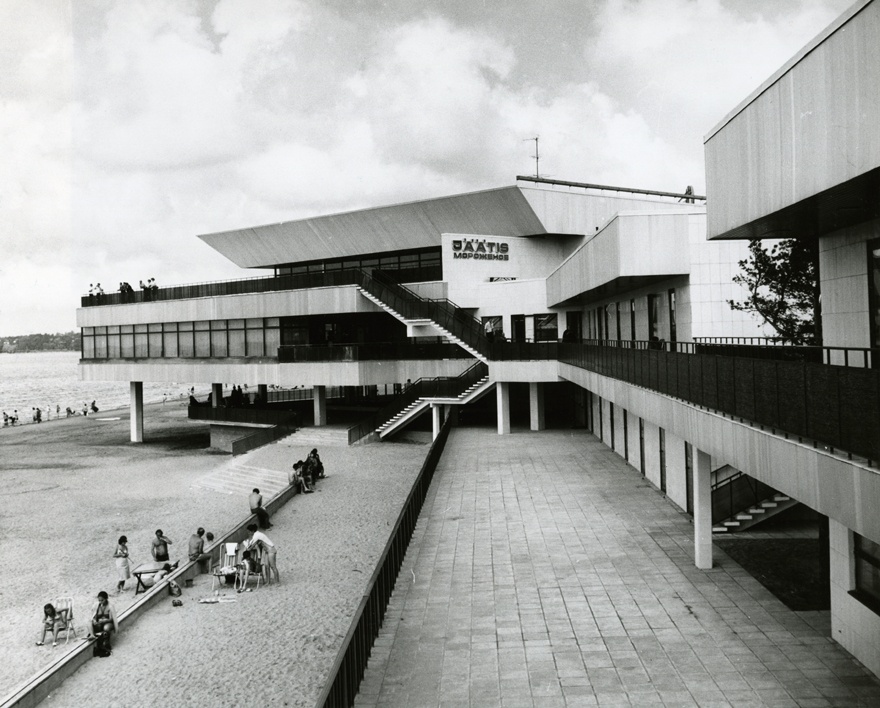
[1,402,429,707]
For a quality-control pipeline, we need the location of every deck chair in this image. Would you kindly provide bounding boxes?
[211,543,239,592]
[52,597,77,644]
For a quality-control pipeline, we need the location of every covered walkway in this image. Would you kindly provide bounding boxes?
[356,428,880,707]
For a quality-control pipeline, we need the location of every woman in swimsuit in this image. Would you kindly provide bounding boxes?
[88,591,118,638]
[114,535,131,593]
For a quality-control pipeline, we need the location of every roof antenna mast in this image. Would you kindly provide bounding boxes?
[524,136,539,179]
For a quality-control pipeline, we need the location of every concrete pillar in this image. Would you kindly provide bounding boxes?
[211,383,223,408]
[694,447,713,569]
[432,403,442,440]
[529,382,545,431]
[257,384,268,403]
[313,385,327,426]
[496,382,510,435]
[130,382,144,443]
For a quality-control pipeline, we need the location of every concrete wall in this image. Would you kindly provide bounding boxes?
[819,219,880,350]
[79,358,472,386]
[705,0,880,238]
[558,362,880,543]
[78,286,376,328]
[830,519,880,677]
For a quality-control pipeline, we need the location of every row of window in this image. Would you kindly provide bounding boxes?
[277,248,441,276]
[590,289,677,342]
[81,319,281,360]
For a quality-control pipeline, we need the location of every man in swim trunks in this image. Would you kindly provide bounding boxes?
[151,529,173,562]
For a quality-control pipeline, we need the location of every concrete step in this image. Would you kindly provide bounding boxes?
[193,461,288,497]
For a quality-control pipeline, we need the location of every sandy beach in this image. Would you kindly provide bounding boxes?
[1,402,430,707]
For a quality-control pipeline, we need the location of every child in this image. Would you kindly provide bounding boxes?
[237,550,257,592]
[37,603,65,647]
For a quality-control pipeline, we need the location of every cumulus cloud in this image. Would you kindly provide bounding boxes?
[0,0,853,335]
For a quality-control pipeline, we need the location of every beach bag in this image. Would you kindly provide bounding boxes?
[168,580,182,597]
[93,632,112,657]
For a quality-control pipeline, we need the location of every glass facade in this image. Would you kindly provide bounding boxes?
[82,318,281,360]
[277,247,441,281]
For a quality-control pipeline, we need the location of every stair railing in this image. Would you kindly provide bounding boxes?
[347,361,488,444]
[360,269,491,357]
[711,471,775,525]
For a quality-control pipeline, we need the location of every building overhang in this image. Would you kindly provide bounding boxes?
[707,166,880,242]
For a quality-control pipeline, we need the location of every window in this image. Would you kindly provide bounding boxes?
[630,299,636,340]
[659,428,666,493]
[854,534,880,613]
[868,241,880,366]
[533,313,558,342]
[668,288,677,343]
[648,294,659,342]
[615,302,622,341]
[685,442,693,515]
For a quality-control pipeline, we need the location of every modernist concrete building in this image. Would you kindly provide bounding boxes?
[77,0,880,680]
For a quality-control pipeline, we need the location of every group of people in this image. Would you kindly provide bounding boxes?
[139,278,159,301]
[87,283,105,303]
[289,448,325,494]
[2,402,99,428]
[36,459,316,652]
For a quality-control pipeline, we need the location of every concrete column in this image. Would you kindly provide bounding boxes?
[130,381,144,443]
[432,403,442,440]
[257,384,268,403]
[496,382,510,435]
[694,447,713,569]
[529,382,545,431]
[211,383,223,408]
[313,385,327,426]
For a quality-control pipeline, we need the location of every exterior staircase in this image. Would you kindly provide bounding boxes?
[712,488,799,533]
[357,288,488,362]
[354,269,490,360]
[376,376,493,438]
[192,458,288,497]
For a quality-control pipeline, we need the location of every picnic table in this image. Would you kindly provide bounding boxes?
[132,560,177,594]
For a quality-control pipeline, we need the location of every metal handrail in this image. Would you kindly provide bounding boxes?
[347,361,488,444]
[559,341,880,465]
[317,416,452,707]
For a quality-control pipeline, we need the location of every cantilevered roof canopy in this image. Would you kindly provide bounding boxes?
[199,186,550,269]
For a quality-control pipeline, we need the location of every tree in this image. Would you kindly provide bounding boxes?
[728,239,821,345]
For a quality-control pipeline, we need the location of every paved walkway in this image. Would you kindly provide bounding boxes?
[355,428,880,707]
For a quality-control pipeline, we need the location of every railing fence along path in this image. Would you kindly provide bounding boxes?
[316,416,452,708]
[558,341,880,466]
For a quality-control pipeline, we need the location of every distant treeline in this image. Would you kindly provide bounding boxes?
[1,331,79,353]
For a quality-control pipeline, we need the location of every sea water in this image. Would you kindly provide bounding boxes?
[0,351,205,419]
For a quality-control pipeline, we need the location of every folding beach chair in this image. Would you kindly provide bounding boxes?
[211,543,239,592]
[52,597,78,644]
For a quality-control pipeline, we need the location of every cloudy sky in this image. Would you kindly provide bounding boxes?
[0,0,852,336]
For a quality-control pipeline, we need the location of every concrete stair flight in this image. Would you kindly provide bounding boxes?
[357,287,488,363]
[712,493,797,533]
[193,459,288,497]
[377,377,492,439]
[276,425,351,448]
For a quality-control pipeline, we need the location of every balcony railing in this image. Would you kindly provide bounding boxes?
[79,265,442,308]
[559,341,880,465]
[277,342,472,363]
[347,361,488,444]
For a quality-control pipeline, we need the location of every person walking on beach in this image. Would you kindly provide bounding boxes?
[244,523,279,585]
[151,529,172,562]
[114,535,131,593]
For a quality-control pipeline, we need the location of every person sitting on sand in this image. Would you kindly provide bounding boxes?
[248,488,272,529]
[87,591,118,639]
[36,603,67,647]
[236,550,258,591]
